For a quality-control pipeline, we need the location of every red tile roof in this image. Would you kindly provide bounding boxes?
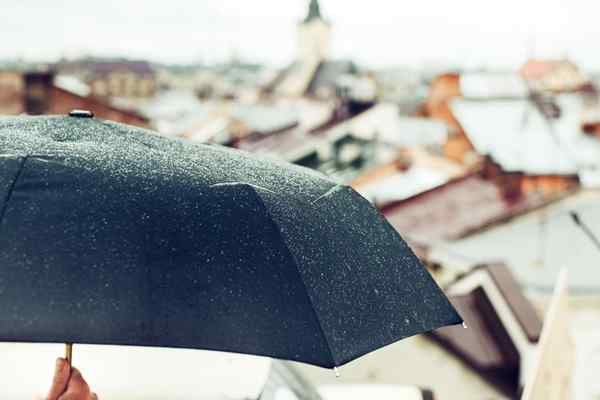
[380,172,553,244]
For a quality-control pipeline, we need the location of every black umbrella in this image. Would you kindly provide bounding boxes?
[0,113,461,369]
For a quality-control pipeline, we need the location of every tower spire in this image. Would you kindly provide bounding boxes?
[304,0,323,23]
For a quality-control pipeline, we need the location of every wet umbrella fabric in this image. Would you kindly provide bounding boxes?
[0,115,461,368]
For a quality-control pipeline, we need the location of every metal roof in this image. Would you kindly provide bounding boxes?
[306,61,357,97]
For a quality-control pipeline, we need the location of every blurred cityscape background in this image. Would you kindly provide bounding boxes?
[2,1,600,399]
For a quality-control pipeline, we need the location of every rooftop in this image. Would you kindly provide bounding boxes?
[451,93,600,182]
[429,189,600,293]
[90,60,155,77]
[347,103,448,149]
[231,103,299,134]
[236,125,320,163]
[380,171,557,247]
[306,60,357,98]
[459,72,528,99]
[352,148,464,207]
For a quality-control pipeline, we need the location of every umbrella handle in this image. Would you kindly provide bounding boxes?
[65,343,73,367]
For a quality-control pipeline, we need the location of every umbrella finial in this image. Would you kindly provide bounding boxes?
[462,321,468,329]
[68,109,94,119]
[333,366,340,378]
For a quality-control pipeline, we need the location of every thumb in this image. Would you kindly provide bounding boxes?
[58,368,92,400]
[47,358,71,400]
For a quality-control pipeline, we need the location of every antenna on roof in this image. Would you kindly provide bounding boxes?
[523,79,580,166]
[570,211,600,252]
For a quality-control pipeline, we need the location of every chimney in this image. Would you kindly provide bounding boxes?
[480,156,524,203]
[23,70,55,115]
[496,172,524,203]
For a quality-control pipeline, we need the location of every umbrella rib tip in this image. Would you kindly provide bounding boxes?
[333,366,341,378]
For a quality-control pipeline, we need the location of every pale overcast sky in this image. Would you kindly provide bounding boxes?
[2,0,600,70]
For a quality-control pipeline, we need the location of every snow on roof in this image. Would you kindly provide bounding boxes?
[459,73,528,99]
[232,104,298,134]
[330,103,447,148]
[451,94,600,177]
[352,148,464,206]
[430,190,600,293]
[54,75,91,97]
[356,166,450,205]
[141,89,204,120]
[388,117,448,147]
[140,90,210,138]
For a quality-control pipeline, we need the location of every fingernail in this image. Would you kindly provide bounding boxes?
[56,358,64,372]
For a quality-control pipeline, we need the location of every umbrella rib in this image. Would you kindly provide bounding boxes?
[311,185,344,206]
[246,184,338,368]
[284,252,339,367]
[0,156,27,226]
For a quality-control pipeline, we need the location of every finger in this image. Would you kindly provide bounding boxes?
[58,368,91,400]
[47,358,71,400]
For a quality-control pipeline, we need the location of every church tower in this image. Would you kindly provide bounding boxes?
[274,0,332,96]
[298,0,331,64]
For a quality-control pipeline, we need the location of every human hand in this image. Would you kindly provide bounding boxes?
[47,358,97,400]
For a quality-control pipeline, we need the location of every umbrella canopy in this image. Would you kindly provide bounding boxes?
[0,114,461,368]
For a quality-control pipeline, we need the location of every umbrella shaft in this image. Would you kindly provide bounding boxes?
[65,343,73,367]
